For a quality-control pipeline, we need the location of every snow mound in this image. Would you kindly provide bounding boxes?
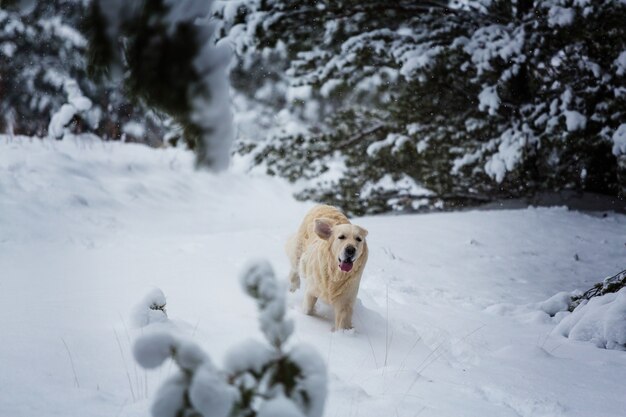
[485,291,573,324]
[555,288,626,350]
[132,287,168,328]
[537,291,572,316]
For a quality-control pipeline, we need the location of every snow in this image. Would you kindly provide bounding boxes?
[320,79,341,98]
[612,123,626,155]
[2,138,626,417]
[287,85,313,101]
[564,110,587,132]
[240,260,294,347]
[478,85,500,115]
[556,288,626,350]
[258,394,306,417]
[547,6,575,27]
[133,331,178,369]
[360,174,433,210]
[48,103,77,139]
[463,25,525,76]
[484,126,531,183]
[615,50,626,76]
[190,35,234,171]
[366,133,410,156]
[65,80,92,112]
[174,338,211,371]
[538,292,573,317]
[0,40,16,57]
[48,80,93,139]
[398,44,443,79]
[123,122,146,139]
[39,16,87,48]
[188,364,237,417]
[132,288,168,328]
[288,344,327,417]
[223,339,274,374]
[151,372,187,417]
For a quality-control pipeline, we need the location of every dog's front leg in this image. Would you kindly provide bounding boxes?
[334,302,354,330]
[302,292,317,315]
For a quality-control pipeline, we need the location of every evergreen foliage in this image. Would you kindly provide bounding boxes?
[569,269,626,312]
[0,0,171,144]
[226,0,626,215]
[87,0,234,169]
[133,261,327,417]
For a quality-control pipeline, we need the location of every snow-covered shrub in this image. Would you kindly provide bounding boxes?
[556,287,626,351]
[569,269,626,312]
[132,288,168,328]
[133,261,327,417]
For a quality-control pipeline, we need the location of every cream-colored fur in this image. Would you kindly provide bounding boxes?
[287,205,368,330]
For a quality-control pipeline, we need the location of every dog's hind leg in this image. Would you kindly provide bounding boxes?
[286,234,301,293]
[289,269,300,292]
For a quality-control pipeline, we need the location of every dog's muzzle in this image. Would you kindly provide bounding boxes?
[338,245,356,272]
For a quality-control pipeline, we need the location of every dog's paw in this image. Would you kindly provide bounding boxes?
[289,278,300,293]
[332,327,356,336]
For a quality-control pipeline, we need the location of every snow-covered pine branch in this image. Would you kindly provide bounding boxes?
[0,1,174,144]
[87,0,233,170]
[133,260,327,417]
[555,269,626,351]
[132,288,169,328]
[221,0,626,215]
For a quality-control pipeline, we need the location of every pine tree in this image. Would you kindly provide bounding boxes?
[227,0,626,214]
[0,0,172,145]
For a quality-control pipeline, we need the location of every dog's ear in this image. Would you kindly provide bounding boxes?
[358,226,369,238]
[314,218,333,240]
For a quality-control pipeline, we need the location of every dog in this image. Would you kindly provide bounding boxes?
[286,205,368,330]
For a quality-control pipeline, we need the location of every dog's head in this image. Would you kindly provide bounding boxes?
[314,218,368,273]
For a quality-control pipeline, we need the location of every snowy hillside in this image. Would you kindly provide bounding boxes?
[1,137,626,417]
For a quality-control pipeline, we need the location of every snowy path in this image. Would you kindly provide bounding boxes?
[1,138,626,417]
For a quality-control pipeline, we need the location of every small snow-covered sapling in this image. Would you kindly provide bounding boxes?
[132,260,327,417]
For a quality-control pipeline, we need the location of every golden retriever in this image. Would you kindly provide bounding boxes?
[286,205,368,330]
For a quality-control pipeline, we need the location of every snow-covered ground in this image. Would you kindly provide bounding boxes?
[1,137,626,417]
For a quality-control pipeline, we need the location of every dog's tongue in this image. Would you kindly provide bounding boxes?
[339,261,353,272]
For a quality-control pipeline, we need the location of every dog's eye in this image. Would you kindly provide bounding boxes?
[356,237,362,242]
[338,235,346,240]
